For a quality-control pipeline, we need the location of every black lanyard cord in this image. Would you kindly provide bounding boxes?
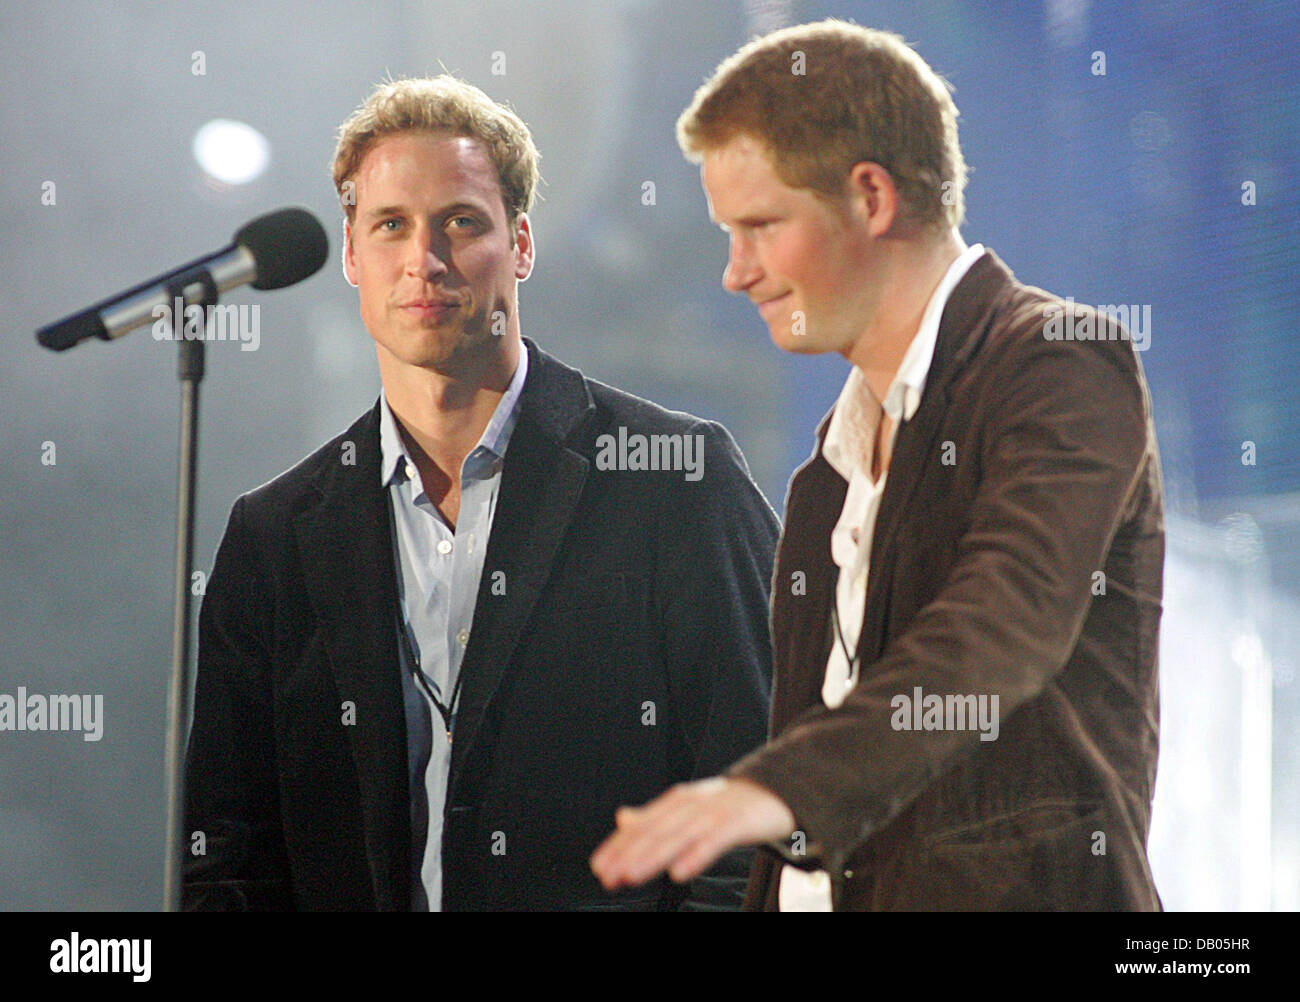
[400,620,463,743]
[829,591,862,686]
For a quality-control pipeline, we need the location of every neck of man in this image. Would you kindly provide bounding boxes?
[845,226,968,404]
[379,331,522,494]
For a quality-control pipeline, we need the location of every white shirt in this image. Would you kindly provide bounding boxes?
[778,241,984,911]
[379,345,530,910]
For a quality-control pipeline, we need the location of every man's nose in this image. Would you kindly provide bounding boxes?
[722,234,759,294]
[405,225,450,280]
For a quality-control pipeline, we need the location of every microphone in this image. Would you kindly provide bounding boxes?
[36,206,329,351]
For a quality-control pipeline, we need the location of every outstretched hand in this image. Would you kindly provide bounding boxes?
[590,776,796,890]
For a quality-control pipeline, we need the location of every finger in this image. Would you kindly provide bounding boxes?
[666,828,731,884]
[591,800,663,873]
[595,800,717,889]
[591,798,664,883]
[613,805,642,828]
[594,821,688,889]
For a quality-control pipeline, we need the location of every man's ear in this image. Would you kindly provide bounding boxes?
[513,212,535,282]
[342,218,359,287]
[848,162,901,237]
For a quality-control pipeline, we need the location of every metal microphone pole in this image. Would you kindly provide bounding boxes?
[160,268,214,912]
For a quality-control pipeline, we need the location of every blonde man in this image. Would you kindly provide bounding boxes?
[184,76,779,911]
[593,21,1163,911]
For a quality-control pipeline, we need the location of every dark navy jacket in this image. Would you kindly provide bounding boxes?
[183,338,779,910]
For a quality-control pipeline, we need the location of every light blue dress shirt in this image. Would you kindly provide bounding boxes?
[378,346,529,911]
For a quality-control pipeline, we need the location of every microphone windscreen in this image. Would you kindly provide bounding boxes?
[236,207,329,290]
[37,310,109,351]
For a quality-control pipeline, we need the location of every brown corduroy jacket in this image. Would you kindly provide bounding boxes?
[730,250,1164,911]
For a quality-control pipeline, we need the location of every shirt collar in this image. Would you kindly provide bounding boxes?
[823,240,984,480]
[379,342,530,488]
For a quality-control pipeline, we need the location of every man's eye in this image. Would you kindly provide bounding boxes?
[380,218,402,232]
[449,216,477,230]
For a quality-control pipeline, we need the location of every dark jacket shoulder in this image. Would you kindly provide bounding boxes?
[230,340,769,526]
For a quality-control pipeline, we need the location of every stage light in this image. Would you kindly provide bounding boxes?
[192,118,271,186]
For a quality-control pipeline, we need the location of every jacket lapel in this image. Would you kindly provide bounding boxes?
[859,250,1012,661]
[294,401,410,910]
[768,409,845,735]
[447,339,596,798]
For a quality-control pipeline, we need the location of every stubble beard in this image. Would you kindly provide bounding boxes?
[393,299,513,379]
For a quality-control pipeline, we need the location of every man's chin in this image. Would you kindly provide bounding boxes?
[768,324,824,355]
[380,325,511,374]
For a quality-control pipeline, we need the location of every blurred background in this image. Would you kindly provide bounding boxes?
[2,0,1296,910]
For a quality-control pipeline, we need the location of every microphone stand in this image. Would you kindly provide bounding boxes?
[36,207,328,911]
[161,268,216,912]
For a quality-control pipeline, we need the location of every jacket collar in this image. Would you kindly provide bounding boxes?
[809,249,1014,455]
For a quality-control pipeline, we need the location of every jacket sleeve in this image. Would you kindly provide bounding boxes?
[728,309,1153,874]
[655,419,781,910]
[182,494,295,910]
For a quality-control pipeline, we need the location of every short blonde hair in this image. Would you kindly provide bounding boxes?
[678,20,967,231]
[332,75,540,224]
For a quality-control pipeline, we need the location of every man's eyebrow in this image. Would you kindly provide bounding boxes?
[362,204,406,221]
[362,201,491,221]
